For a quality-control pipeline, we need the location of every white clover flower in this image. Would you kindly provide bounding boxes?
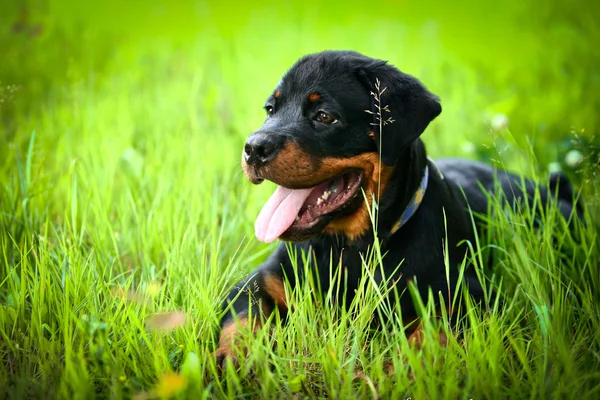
[565,149,584,168]
[490,114,509,131]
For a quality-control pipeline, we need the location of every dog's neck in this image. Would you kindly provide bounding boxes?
[317,140,430,250]
[389,164,429,234]
[377,139,430,238]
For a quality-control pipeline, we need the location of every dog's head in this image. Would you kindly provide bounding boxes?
[243,50,441,242]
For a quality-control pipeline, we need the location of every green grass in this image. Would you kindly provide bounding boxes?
[1,0,600,398]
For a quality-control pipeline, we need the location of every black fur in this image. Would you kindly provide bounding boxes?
[218,51,579,357]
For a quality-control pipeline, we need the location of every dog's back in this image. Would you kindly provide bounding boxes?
[436,158,580,224]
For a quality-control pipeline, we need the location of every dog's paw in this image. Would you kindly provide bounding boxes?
[214,317,258,374]
[214,346,243,373]
[407,327,448,349]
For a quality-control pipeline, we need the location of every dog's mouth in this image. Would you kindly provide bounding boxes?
[255,170,364,243]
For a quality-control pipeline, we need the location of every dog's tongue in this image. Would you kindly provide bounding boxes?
[255,186,314,243]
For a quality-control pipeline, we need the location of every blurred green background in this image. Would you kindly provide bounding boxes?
[2,0,599,162]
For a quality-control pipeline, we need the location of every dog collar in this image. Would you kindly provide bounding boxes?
[390,165,429,234]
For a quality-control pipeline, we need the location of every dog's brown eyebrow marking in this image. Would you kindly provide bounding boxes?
[274,89,281,99]
[308,92,320,102]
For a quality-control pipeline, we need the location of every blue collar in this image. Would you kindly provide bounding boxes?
[390,165,429,234]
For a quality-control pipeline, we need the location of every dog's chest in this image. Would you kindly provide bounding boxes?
[300,238,410,300]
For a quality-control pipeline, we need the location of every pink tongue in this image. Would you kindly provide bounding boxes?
[255,186,314,243]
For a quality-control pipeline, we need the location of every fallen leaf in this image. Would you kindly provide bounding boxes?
[146,311,187,332]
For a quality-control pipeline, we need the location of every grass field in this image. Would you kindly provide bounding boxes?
[1,0,600,398]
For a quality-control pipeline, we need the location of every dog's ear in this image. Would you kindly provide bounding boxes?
[358,64,441,165]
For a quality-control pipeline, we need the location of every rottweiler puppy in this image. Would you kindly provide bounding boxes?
[215,50,578,363]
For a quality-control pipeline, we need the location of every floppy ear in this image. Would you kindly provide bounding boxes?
[358,64,441,165]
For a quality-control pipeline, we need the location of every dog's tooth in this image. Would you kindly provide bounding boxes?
[322,191,330,200]
[316,198,323,205]
[295,216,300,222]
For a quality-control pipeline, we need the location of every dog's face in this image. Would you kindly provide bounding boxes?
[243,51,441,243]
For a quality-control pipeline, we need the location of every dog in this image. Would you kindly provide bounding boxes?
[215,50,579,364]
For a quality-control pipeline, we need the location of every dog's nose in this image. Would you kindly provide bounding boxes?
[244,134,279,166]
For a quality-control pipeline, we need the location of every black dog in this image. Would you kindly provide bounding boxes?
[216,50,578,361]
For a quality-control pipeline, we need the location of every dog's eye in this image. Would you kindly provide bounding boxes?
[265,105,274,116]
[316,111,337,125]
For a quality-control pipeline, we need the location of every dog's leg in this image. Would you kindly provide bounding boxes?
[216,245,292,367]
[399,269,486,353]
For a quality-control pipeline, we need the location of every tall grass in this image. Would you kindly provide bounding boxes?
[1,1,599,398]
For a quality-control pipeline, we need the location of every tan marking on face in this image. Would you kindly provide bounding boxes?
[323,153,393,240]
[242,141,321,188]
[242,142,394,240]
[274,89,281,98]
[263,274,288,312]
[368,130,375,138]
[308,92,320,102]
